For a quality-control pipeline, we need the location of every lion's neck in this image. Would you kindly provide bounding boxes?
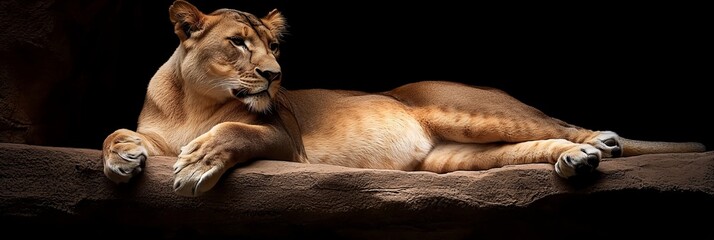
[137,47,259,154]
[141,49,189,120]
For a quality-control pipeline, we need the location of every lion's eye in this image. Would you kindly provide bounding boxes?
[228,36,245,47]
[269,42,279,52]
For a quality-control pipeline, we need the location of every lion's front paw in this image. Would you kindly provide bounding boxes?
[554,144,602,178]
[172,133,230,197]
[103,136,147,183]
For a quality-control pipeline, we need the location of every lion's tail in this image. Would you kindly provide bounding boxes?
[619,137,706,157]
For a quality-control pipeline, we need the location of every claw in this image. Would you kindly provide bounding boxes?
[117,167,131,175]
[173,180,182,190]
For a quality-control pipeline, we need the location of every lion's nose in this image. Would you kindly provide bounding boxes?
[256,68,281,82]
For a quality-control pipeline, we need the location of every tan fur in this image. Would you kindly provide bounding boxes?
[102,1,706,196]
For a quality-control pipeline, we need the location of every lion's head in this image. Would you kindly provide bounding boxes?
[168,0,286,112]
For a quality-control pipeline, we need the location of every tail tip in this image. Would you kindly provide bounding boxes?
[693,142,707,152]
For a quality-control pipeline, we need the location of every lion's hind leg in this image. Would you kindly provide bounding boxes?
[393,81,623,158]
[420,139,601,178]
[582,131,623,157]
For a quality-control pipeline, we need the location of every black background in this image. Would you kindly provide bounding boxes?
[35,0,712,149]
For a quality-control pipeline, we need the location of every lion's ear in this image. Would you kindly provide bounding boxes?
[169,0,205,41]
[261,9,287,39]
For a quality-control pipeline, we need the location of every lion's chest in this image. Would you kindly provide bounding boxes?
[141,102,256,156]
[298,95,433,170]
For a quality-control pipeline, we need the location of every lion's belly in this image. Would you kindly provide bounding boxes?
[296,93,434,170]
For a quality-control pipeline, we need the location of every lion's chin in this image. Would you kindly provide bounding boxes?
[240,92,273,113]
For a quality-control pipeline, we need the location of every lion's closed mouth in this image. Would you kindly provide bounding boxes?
[232,89,267,98]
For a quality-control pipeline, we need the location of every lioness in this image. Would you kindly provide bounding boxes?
[102,0,705,197]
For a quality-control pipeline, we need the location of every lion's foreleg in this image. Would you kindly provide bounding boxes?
[172,122,292,197]
[102,129,167,183]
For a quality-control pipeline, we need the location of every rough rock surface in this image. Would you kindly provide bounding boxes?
[0,143,712,239]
